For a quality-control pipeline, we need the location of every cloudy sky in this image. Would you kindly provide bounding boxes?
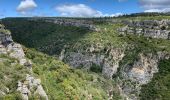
[0,0,169,18]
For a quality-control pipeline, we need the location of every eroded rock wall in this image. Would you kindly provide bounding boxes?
[118,52,170,100]
[0,24,48,100]
[63,44,125,79]
[118,20,170,39]
[17,74,48,100]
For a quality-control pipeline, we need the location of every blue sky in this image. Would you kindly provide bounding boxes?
[0,0,170,18]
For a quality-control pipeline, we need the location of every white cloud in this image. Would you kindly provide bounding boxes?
[55,4,123,17]
[139,0,170,12]
[17,0,37,15]
[55,4,103,17]
[110,13,123,17]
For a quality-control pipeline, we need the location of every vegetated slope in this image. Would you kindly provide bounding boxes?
[0,54,29,99]
[0,47,121,99]
[0,23,121,99]
[2,18,90,56]
[24,48,121,100]
[2,16,170,100]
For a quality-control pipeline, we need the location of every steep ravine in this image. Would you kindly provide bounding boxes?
[1,18,170,100]
[0,23,122,99]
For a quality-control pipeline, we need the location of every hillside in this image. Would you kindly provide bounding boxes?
[0,15,170,100]
[0,21,121,99]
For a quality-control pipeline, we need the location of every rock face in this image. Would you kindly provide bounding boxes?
[63,43,170,100]
[118,52,170,100]
[118,20,170,39]
[17,74,48,100]
[0,24,48,100]
[128,53,159,84]
[102,48,125,79]
[64,45,125,79]
[0,24,28,65]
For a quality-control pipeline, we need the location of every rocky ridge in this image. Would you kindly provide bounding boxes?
[118,20,170,39]
[43,18,100,32]
[0,24,48,100]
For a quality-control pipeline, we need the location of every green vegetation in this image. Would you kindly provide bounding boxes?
[90,63,102,73]
[2,18,126,57]
[2,19,89,55]
[0,47,122,99]
[1,16,170,100]
[0,54,29,99]
[25,48,121,100]
[140,59,170,100]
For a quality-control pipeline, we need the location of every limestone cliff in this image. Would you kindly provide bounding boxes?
[118,52,169,100]
[0,24,48,100]
[118,20,170,39]
[63,43,169,100]
[63,44,125,79]
[0,24,28,65]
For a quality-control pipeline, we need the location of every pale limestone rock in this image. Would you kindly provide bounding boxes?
[118,20,170,39]
[118,52,169,100]
[128,53,158,84]
[0,44,7,54]
[0,91,5,96]
[0,25,47,100]
[102,48,125,79]
[59,49,65,61]
[0,25,30,66]
[65,45,125,79]
[17,74,48,100]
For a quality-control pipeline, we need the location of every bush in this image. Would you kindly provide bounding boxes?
[90,63,102,73]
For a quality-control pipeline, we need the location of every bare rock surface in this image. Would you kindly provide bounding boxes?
[118,20,170,39]
[0,24,48,100]
[64,44,125,79]
[118,52,170,100]
[17,74,48,100]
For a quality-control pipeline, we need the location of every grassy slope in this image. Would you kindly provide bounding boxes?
[2,18,89,56]
[0,48,121,100]
[24,48,121,100]
[0,55,29,99]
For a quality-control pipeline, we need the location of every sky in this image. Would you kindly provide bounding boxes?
[0,0,170,18]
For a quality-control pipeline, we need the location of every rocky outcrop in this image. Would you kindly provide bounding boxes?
[102,48,125,79]
[64,45,125,79]
[63,43,170,100]
[118,52,170,100]
[0,24,48,100]
[17,74,48,100]
[0,24,29,66]
[118,20,170,39]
